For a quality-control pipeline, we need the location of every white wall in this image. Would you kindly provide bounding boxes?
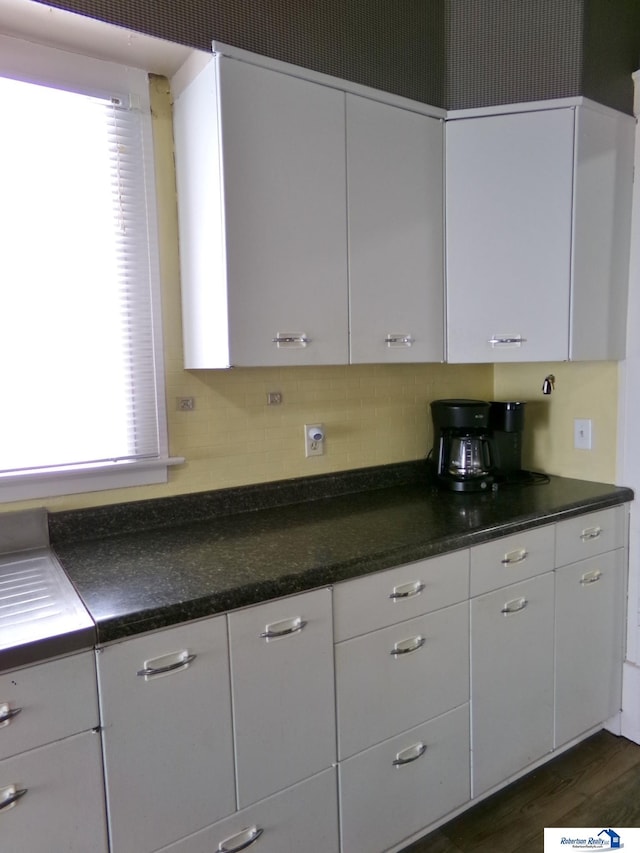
[618,71,640,742]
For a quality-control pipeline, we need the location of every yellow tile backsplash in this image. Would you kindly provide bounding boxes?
[0,76,620,515]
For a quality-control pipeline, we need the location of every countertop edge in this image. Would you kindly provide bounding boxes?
[90,486,633,646]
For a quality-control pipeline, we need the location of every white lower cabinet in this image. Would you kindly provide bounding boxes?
[0,729,108,853]
[156,768,339,853]
[555,549,626,747]
[339,705,470,853]
[96,615,236,853]
[471,572,555,797]
[334,553,470,852]
[92,507,628,853]
[0,650,108,852]
[228,588,336,808]
[336,602,468,759]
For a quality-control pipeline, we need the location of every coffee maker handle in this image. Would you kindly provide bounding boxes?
[482,436,493,470]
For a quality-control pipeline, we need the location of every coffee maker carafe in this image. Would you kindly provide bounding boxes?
[430,399,494,492]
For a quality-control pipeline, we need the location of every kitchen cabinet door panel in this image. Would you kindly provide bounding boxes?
[219,58,349,366]
[156,768,339,853]
[336,602,468,759]
[339,705,470,853]
[470,524,555,597]
[228,588,336,808]
[555,505,626,568]
[446,109,574,363]
[333,549,469,642]
[0,730,108,853]
[0,650,98,760]
[97,616,235,853]
[347,94,444,363]
[471,573,554,796]
[555,549,626,747]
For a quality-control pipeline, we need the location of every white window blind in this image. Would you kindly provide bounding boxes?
[0,72,169,497]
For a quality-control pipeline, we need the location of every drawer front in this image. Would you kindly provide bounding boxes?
[339,705,470,853]
[228,588,336,808]
[470,525,555,597]
[97,614,235,853]
[336,602,469,759]
[156,768,339,853]
[0,730,108,853]
[555,506,626,567]
[0,651,98,760]
[334,550,469,642]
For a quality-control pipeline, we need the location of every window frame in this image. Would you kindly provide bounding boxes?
[0,33,177,503]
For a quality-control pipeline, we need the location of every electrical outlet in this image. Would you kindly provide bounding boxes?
[304,424,325,457]
[177,397,195,411]
[574,418,592,450]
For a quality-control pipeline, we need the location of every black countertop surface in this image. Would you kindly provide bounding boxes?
[49,463,633,644]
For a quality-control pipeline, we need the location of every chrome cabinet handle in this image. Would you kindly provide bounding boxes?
[390,636,426,656]
[501,548,528,565]
[392,742,427,767]
[0,786,28,812]
[0,705,22,726]
[259,616,306,640]
[218,825,264,852]
[580,570,603,585]
[580,526,602,541]
[272,334,310,347]
[501,597,528,615]
[389,581,425,600]
[488,336,527,346]
[137,652,197,678]
[384,334,414,347]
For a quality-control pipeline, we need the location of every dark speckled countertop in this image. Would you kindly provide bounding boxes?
[49,462,633,644]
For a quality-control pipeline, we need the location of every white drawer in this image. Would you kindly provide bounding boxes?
[470,525,555,597]
[555,506,626,567]
[0,651,98,760]
[0,730,108,853]
[333,550,469,642]
[339,705,470,853]
[335,602,469,759]
[155,768,339,853]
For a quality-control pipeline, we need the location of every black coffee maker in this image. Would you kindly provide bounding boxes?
[430,399,494,492]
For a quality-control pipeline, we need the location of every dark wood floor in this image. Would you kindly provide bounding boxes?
[399,730,640,853]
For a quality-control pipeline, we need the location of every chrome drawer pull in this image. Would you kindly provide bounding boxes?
[384,334,414,347]
[137,652,197,678]
[488,335,527,346]
[393,742,427,767]
[501,597,528,615]
[390,636,426,656]
[217,825,264,852]
[501,548,528,565]
[580,526,602,541]
[272,333,310,348]
[389,581,425,600]
[0,785,27,812]
[259,617,307,640]
[580,570,603,585]
[0,705,22,727]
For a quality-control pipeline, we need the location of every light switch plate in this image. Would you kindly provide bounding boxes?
[574,418,592,450]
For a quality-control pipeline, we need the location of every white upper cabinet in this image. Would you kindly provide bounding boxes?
[445,102,634,363]
[346,95,444,363]
[173,54,349,367]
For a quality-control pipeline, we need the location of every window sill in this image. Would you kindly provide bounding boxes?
[0,457,185,504]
